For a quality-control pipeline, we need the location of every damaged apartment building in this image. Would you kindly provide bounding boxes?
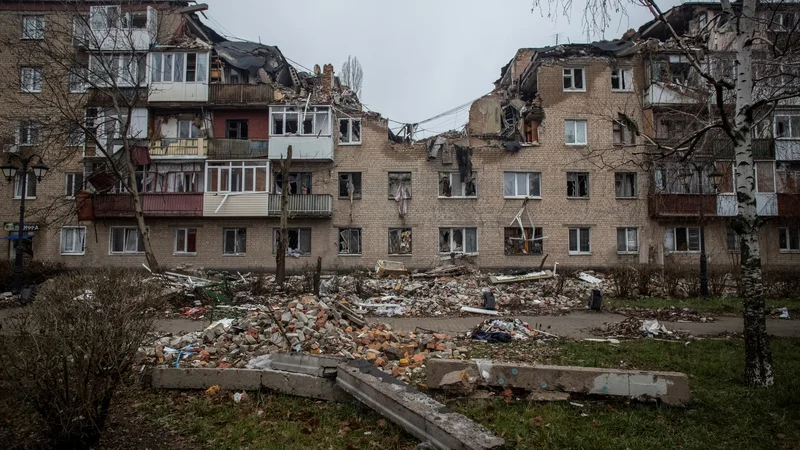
[1,0,798,271]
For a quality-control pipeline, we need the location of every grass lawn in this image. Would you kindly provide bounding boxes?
[605,296,800,316]
[3,338,799,449]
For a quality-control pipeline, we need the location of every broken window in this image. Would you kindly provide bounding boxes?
[20,67,42,93]
[612,120,636,145]
[568,228,591,254]
[22,15,45,40]
[756,161,776,193]
[223,228,247,255]
[338,172,362,199]
[338,228,362,255]
[438,172,477,198]
[504,227,543,256]
[726,227,740,252]
[226,119,248,139]
[273,228,311,255]
[665,227,700,252]
[178,119,200,139]
[273,172,311,194]
[567,172,589,198]
[611,68,633,91]
[439,228,477,254]
[775,112,800,138]
[780,227,800,252]
[503,172,541,198]
[175,228,197,254]
[616,228,639,253]
[563,67,585,91]
[110,227,145,254]
[338,118,362,144]
[388,172,412,198]
[615,172,637,198]
[564,120,587,145]
[271,106,330,136]
[388,228,412,255]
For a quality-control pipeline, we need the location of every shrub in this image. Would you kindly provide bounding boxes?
[762,266,800,298]
[609,265,637,298]
[0,260,66,292]
[635,264,660,297]
[708,265,734,297]
[0,270,161,449]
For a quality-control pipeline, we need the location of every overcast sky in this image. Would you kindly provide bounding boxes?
[202,0,682,137]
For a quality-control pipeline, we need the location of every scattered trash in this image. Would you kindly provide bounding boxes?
[233,392,248,403]
[570,402,585,407]
[641,319,670,337]
[577,272,602,284]
[470,318,557,342]
[489,270,553,285]
[583,338,621,345]
[776,307,790,319]
[588,289,603,311]
[460,306,500,316]
[482,288,496,310]
[205,385,220,396]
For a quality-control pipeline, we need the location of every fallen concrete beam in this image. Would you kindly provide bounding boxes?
[150,367,350,402]
[426,359,690,406]
[489,270,553,284]
[269,353,342,378]
[337,360,504,450]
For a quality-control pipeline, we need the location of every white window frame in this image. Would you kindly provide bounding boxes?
[205,160,269,193]
[774,111,800,139]
[611,68,633,91]
[68,66,88,93]
[564,119,587,145]
[178,119,200,138]
[338,228,362,255]
[89,53,144,87]
[567,172,590,198]
[615,172,637,198]
[21,67,42,93]
[568,227,591,255]
[13,172,36,199]
[270,105,331,137]
[503,171,541,198]
[60,226,86,255]
[779,227,800,252]
[174,228,197,255]
[17,121,40,146]
[563,67,586,91]
[338,118,362,145]
[665,227,701,253]
[616,227,639,254]
[109,227,145,254]
[439,227,478,255]
[65,172,84,198]
[150,52,208,84]
[22,15,45,40]
[272,228,312,256]
[438,172,477,198]
[223,228,247,256]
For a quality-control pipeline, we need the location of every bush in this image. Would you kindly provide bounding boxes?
[609,265,637,298]
[762,266,800,298]
[635,264,660,297]
[0,270,161,449]
[708,265,735,297]
[0,260,66,292]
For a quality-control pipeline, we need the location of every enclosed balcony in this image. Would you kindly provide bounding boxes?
[148,139,207,158]
[209,84,275,105]
[649,194,716,218]
[86,193,203,219]
[207,139,269,159]
[267,194,332,218]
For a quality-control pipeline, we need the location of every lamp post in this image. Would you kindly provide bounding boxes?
[1,155,49,295]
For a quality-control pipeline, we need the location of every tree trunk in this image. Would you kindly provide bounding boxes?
[731,0,774,387]
[125,148,161,273]
[276,145,292,286]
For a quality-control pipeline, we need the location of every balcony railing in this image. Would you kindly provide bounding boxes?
[714,139,774,160]
[649,193,716,218]
[207,139,269,159]
[149,139,207,157]
[92,193,203,218]
[266,194,332,218]
[209,83,275,105]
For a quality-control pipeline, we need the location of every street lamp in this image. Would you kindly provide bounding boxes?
[2,154,48,296]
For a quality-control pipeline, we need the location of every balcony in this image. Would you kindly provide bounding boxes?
[207,139,269,159]
[714,139,774,160]
[268,136,334,161]
[90,193,203,218]
[209,83,275,105]
[778,193,800,216]
[775,139,800,161]
[649,194,716,218]
[644,82,709,106]
[267,194,332,218]
[149,139,207,158]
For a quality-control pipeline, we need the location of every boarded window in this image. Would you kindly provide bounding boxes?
[504,227,543,255]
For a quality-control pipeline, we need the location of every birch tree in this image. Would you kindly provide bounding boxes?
[534,0,800,387]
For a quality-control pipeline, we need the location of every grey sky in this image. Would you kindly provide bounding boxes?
[202,0,681,137]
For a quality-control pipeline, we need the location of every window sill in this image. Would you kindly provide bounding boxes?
[565,143,587,147]
[387,197,413,200]
[21,90,42,94]
[611,89,634,93]
[439,252,478,257]
[520,142,539,147]
[338,253,363,257]
[617,252,639,256]
[13,197,36,201]
[338,142,362,146]
[616,196,638,200]
[505,253,545,257]
[667,251,701,254]
[273,134,333,138]
[223,253,247,257]
[338,196,362,200]
[61,252,85,256]
[438,196,478,199]
[563,89,586,93]
[779,250,800,254]
[567,196,590,200]
[388,254,413,257]
[174,252,197,256]
[569,252,592,256]
[504,196,542,200]
[110,252,144,255]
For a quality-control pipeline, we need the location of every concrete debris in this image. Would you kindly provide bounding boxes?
[592,317,690,340]
[470,318,557,343]
[577,272,602,284]
[375,260,408,278]
[489,270,553,284]
[460,306,499,316]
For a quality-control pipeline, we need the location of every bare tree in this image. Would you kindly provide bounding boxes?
[0,2,170,272]
[276,146,292,286]
[532,0,800,387]
[340,55,364,97]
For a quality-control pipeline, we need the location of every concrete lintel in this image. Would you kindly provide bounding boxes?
[337,360,504,450]
[269,353,343,378]
[426,359,690,406]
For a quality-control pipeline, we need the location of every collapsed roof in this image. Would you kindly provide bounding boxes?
[214,41,295,87]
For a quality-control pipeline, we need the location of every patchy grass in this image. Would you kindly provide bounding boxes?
[605,296,800,316]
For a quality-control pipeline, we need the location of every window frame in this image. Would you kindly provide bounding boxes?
[68,66,88,93]
[438,227,478,255]
[338,172,362,199]
[504,226,544,256]
[270,105,331,137]
[17,121,40,146]
[20,67,43,93]
[612,120,636,146]
[174,228,197,255]
[388,228,412,255]
[60,226,86,255]
[205,160,269,193]
[388,172,412,199]
[338,118,362,145]
[615,172,637,198]
[338,228,362,255]
[611,68,634,91]
[503,171,542,198]
[567,172,590,198]
[223,228,247,256]
[564,119,588,145]
[779,226,800,252]
[616,227,639,254]
[563,67,586,92]
[65,172,84,198]
[665,227,701,253]
[150,52,208,84]
[13,172,37,200]
[109,226,145,254]
[774,111,800,139]
[438,172,477,198]
[272,228,312,256]
[178,119,200,139]
[22,15,45,40]
[726,226,741,253]
[568,227,591,255]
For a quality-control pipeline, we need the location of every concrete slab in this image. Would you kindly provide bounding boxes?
[151,368,262,390]
[261,369,351,402]
[337,360,504,450]
[269,353,343,378]
[426,359,690,406]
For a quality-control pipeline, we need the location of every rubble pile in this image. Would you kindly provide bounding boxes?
[591,317,691,340]
[469,318,558,343]
[612,306,716,323]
